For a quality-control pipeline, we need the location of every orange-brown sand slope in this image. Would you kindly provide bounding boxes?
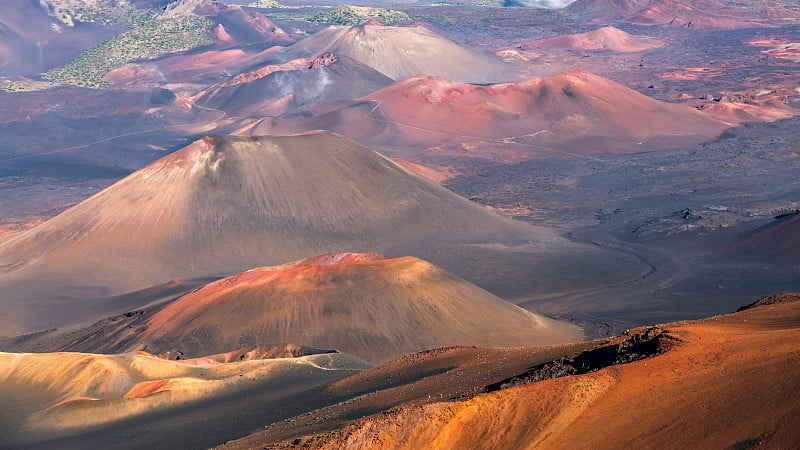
[0,349,369,447]
[518,26,663,52]
[250,296,800,449]
[215,343,597,449]
[361,71,729,155]
[280,24,503,83]
[124,253,582,364]
[0,133,560,335]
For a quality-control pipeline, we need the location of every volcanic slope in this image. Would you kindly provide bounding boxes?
[517,26,663,53]
[0,133,564,335]
[205,4,294,46]
[0,0,112,77]
[194,55,393,117]
[735,212,800,260]
[0,348,369,448]
[223,295,800,450]
[249,71,730,160]
[565,0,800,28]
[9,253,580,364]
[278,24,503,83]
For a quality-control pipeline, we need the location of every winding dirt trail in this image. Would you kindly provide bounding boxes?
[518,224,690,335]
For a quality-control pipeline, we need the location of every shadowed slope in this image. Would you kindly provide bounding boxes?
[0,0,112,77]
[0,349,369,447]
[224,297,800,449]
[280,24,503,83]
[194,55,393,117]
[0,133,558,335]
[735,212,800,260]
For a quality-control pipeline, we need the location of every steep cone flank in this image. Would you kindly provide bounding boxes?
[0,133,549,335]
[130,253,579,364]
[212,6,294,46]
[281,24,502,83]
[519,26,663,52]
[735,212,800,260]
[194,55,393,117]
[360,71,728,154]
[0,0,112,77]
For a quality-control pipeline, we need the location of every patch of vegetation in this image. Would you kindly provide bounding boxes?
[55,5,152,27]
[308,4,410,25]
[43,0,153,27]
[2,80,60,92]
[247,0,285,7]
[43,13,212,88]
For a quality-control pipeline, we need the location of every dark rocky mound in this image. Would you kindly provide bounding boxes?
[738,292,800,311]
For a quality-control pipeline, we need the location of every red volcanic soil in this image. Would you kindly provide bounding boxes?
[241,71,733,162]
[0,217,46,244]
[753,40,800,63]
[123,253,581,363]
[191,0,294,46]
[391,159,456,183]
[517,26,663,53]
[358,70,728,157]
[698,95,797,123]
[735,212,800,260]
[151,46,283,83]
[209,5,294,46]
[223,296,800,449]
[0,133,556,335]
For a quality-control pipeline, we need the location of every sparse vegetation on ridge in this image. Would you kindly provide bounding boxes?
[42,12,212,88]
[247,0,285,7]
[308,4,410,25]
[46,1,152,28]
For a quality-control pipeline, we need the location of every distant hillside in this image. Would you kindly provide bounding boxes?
[281,24,503,83]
